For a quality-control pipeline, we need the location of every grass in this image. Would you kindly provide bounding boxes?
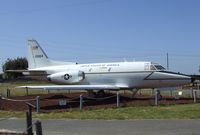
[1,103,200,119]
[33,103,200,119]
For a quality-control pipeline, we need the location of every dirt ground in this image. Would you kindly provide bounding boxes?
[0,92,198,112]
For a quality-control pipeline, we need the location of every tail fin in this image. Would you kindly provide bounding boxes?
[28,39,50,69]
[28,39,77,69]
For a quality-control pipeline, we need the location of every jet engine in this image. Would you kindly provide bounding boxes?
[47,71,85,84]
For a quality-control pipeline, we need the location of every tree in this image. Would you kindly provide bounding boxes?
[2,57,28,79]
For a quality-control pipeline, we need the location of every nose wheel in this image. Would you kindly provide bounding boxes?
[156,90,162,101]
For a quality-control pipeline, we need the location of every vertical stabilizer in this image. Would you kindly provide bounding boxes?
[28,39,50,69]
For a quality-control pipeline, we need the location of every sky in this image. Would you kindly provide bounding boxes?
[0,0,200,74]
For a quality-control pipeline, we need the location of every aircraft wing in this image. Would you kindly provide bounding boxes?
[17,85,124,90]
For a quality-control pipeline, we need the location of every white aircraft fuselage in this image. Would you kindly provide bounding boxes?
[15,39,191,91]
[31,61,191,89]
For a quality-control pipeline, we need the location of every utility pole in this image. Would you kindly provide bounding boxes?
[167,53,169,70]
[199,65,200,73]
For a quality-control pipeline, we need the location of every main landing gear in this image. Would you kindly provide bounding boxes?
[87,90,106,98]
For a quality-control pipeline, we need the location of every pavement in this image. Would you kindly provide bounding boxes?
[0,119,200,135]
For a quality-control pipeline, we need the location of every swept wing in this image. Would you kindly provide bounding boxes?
[17,85,124,90]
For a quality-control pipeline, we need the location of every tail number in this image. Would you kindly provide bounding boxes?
[35,55,43,58]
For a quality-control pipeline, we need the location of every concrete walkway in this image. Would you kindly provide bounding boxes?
[0,119,200,135]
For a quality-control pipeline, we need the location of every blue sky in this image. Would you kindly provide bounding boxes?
[0,0,200,74]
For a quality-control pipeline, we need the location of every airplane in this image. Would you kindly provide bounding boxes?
[10,39,192,97]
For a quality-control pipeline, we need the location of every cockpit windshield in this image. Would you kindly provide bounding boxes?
[154,65,166,70]
[150,64,166,71]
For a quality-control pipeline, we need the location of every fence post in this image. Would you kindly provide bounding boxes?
[117,91,120,107]
[155,90,158,106]
[193,90,197,103]
[36,96,40,113]
[191,89,194,98]
[26,102,36,135]
[0,95,2,110]
[26,112,31,135]
[26,105,33,135]
[6,88,10,97]
[26,87,29,96]
[35,120,43,135]
[80,94,83,110]
[170,90,173,97]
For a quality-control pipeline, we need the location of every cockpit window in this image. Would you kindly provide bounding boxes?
[150,65,156,70]
[150,64,166,71]
[154,65,166,70]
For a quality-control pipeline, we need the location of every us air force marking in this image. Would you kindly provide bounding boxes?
[64,74,72,80]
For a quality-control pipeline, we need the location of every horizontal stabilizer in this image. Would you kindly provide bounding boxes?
[6,70,29,73]
[6,70,47,76]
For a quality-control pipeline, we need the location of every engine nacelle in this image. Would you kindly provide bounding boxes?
[47,71,85,84]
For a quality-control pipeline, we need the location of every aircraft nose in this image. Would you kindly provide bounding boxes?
[167,72,191,80]
[145,71,191,86]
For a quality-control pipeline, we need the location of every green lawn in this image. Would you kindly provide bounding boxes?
[1,103,200,119]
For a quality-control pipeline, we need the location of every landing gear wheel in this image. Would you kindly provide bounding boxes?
[97,90,106,97]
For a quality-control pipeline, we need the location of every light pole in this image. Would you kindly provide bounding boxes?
[167,53,169,70]
[199,65,200,73]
